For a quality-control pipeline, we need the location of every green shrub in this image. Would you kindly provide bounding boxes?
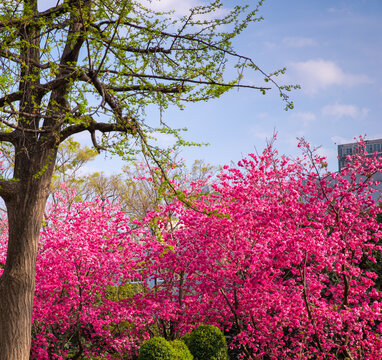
[170,339,193,360]
[181,332,192,347]
[138,337,177,360]
[183,325,228,360]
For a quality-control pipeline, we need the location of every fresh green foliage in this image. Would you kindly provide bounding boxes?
[138,337,177,360]
[182,325,228,360]
[0,0,295,171]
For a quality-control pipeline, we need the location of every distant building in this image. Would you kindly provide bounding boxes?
[337,138,382,203]
[338,138,382,171]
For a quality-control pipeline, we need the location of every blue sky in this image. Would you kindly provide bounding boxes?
[77,0,382,174]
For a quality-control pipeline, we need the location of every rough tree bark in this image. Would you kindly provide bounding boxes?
[0,1,83,358]
[0,150,56,359]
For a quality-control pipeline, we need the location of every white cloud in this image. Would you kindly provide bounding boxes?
[253,131,272,142]
[283,37,317,48]
[38,0,63,11]
[316,146,337,160]
[291,112,316,127]
[332,134,382,145]
[327,7,352,15]
[139,0,229,19]
[39,0,225,19]
[289,59,372,94]
[141,0,199,16]
[152,132,177,147]
[77,164,107,176]
[264,41,277,50]
[257,112,270,119]
[322,103,369,119]
[330,136,353,145]
[250,124,274,142]
[72,131,92,143]
[285,133,305,148]
[366,134,382,141]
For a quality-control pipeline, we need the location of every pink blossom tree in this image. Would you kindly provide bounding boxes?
[1,141,380,360]
[0,188,156,359]
[138,140,382,359]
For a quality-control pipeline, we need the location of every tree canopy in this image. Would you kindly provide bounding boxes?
[0,1,296,358]
[0,0,294,165]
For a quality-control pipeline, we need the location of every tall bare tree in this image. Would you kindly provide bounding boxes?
[0,0,295,358]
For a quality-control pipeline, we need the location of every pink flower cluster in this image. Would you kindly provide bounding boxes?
[0,142,381,359]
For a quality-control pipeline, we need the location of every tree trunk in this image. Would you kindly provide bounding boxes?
[0,0,87,355]
[0,146,57,360]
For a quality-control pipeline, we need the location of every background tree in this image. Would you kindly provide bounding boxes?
[52,138,98,186]
[0,0,294,357]
[51,150,217,221]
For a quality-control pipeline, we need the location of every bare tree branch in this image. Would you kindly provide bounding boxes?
[0,1,73,29]
[0,115,45,134]
[95,19,292,100]
[300,253,325,355]
[90,130,106,152]
[0,49,51,69]
[0,92,23,108]
[0,179,19,201]
[105,84,185,93]
[96,70,270,90]
[89,25,171,54]
[0,131,15,143]
[59,119,137,142]
[86,72,125,121]
[42,1,89,130]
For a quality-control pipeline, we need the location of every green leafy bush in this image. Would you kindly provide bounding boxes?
[181,332,192,346]
[170,339,193,360]
[182,325,228,360]
[138,337,177,360]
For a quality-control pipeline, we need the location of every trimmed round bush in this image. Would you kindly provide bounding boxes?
[170,339,193,360]
[138,337,177,360]
[182,325,228,360]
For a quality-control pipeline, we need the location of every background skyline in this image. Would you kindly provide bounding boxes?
[71,0,382,174]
